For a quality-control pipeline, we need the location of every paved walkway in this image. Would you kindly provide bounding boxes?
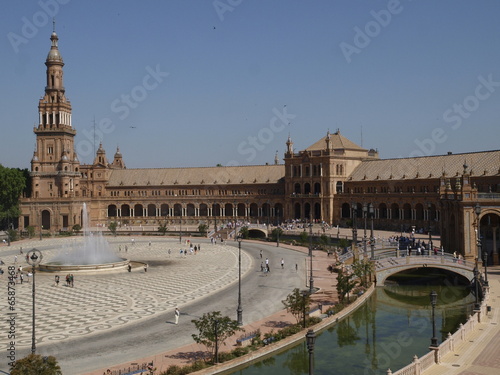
[80,240,339,375]
[423,265,500,375]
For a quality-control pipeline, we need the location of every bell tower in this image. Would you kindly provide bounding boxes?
[31,24,80,199]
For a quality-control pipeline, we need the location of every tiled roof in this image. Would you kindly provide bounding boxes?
[305,131,367,151]
[107,165,285,187]
[349,150,500,181]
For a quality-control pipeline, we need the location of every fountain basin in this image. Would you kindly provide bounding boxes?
[39,258,130,273]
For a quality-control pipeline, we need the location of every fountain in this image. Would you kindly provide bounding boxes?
[39,203,129,273]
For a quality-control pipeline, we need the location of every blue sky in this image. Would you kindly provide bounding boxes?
[1,0,499,169]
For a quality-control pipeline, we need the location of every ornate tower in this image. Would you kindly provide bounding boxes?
[31,25,80,199]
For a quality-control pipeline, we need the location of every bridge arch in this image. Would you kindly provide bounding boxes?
[375,257,474,286]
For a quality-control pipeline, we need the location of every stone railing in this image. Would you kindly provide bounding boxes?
[388,292,489,375]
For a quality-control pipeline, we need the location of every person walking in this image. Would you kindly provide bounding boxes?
[175,307,180,324]
[144,263,148,272]
[260,250,263,259]
[55,275,60,286]
[281,258,284,269]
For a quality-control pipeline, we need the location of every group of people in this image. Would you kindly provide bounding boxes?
[51,274,73,287]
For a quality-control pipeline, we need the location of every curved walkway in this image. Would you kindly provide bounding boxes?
[80,239,340,375]
[422,265,500,375]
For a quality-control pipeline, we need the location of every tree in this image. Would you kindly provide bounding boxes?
[191,311,242,364]
[282,288,310,326]
[239,226,249,239]
[271,227,283,242]
[72,224,82,233]
[299,231,308,243]
[10,353,62,375]
[336,267,357,303]
[319,234,329,250]
[158,221,168,235]
[108,221,118,236]
[198,223,208,236]
[0,165,26,229]
[26,225,36,238]
[351,259,373,287]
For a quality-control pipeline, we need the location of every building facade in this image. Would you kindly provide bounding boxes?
[19,31,500,264]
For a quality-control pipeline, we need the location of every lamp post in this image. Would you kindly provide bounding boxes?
[351,203,358,247]
[430,290,438,348]
[306,329,316,375]
[363,203,368,257]
[236,235,243,325]
[214,319,219,364]
[482,248,488,287]
[427,203,433,252]
[369,203,375,260]
[473,266,480,311]
[302,290,308,328]
[26,248,43,354]
[474,203,482,262]
[179,213,182,244]
[309,221,314,294]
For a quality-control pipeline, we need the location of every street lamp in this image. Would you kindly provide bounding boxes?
[351,203,358,247]
[302,290,308,328]
[179,212,182,244]
[306,329,316,375]
[214,319,219,364]
[430,291,438,348]
[474,203,482,262]
[236,235,243,325]
[473,267,480,311]
[483,249,489,287]
[369,203,375,260]
[427,203,433,252]
[363,203,368,257]
[309,221,314,294]
[26,248,43,354]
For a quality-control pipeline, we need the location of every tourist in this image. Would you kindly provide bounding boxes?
[55,275,60,286]
[281,258,284,269]
[144,264,148,272]
[168,249,171,257]
[127,264,132,272]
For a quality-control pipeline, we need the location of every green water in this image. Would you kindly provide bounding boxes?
[231,284,474,375]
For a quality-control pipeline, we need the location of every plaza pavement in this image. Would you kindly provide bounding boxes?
[0,235,308,374]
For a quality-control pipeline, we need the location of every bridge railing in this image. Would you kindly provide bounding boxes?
[375,253,473,272]
[390,292,489,375]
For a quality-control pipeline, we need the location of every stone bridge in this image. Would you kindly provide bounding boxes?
[247,224,269,238]
[374,254,474,286]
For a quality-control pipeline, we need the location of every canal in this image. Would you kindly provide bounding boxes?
[230,272,475,375]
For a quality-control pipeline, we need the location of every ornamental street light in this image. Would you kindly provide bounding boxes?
[306,329,316,375]
[214,319,219,364]
[363,203,368,257]
[302,290,308,328]
[430,291,438,348]
[473,266,480,311]
[236,235,243,325]
[369,203,375,260]
[309,221,314,294]
[427,203,433,252]
[483,248,489,287]
[474,203,482,262]
[351,202,358,247]
[26,248,43,354]
[179,213,182,244]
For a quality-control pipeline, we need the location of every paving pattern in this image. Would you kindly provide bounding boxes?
[0,238,252,351]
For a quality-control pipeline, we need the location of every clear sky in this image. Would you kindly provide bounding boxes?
[1,0,499,169]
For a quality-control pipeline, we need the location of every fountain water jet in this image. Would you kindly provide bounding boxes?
[39,203,129,273]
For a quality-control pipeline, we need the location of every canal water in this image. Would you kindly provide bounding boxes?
[230,280,474,375]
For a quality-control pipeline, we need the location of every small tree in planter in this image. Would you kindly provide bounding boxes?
[158,221,168,235]
[198,223,208,236]
[191,311,243,364]
[107,221,118,236]
[282,288,311,326]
